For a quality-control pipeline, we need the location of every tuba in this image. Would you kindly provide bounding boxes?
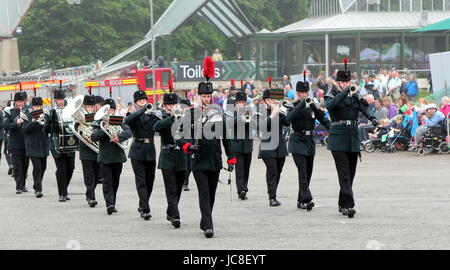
[94,105,131,150]
[66,95,100,154]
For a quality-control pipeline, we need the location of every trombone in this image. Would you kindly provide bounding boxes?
[94,104,131,150]
[171,104,185,120]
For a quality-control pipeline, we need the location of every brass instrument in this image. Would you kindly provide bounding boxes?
[172,104,185,120]
[94,104,131,150]
[348,86,358,97]
[66,95,100,154]
[54,99,78,153]
[276,100,294,115]
[304,97,316,118]
[145,103,154,114]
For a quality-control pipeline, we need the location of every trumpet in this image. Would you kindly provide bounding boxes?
[94,104,131,150]
[348,86,358,97]
[305,97,313,108]
[145,103,154,114]
[172,104,185,120]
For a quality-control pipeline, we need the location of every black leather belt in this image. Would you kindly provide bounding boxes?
[134,138,154,144]
[331,120,357,126]
[294,130,313,136]
[161,144,180,150]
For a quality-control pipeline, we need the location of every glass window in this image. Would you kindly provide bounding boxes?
[303,39,326,77]
[401,0,411,11]
[145,73,153,89]
[422,0,432,10]
[390,0,400,11]
[360,37,381,74]
[357,0,368,11]
[160,71,170,88]
[380,0,389,11]
[287,40,299,76]
[330,36,357,74]
[446,0,450,10]
[380,37,402,70]
[404,36,446,70]
[434,0,444,10]
[412,0,421,11]
[368,3,379,11]
[258,41,276,79]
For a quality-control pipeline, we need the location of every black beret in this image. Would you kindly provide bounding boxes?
[198,82,213,95]
[83,95,95,106]
[31,97,43,106]
[104,99,116,109]
[14,92,27,102]
[163,93,178,105]
[54,90,66,99]
[94,95,105,105]
[296,81,310,92]
[336,70,351,82]
[133,90,147,103]
[235,92,247,102]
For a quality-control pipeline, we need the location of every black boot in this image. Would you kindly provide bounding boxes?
[171,218,181,228]
[239,191,247,200]
[269,199,281,207]
[107,205,115,215]
[204,229,214,238]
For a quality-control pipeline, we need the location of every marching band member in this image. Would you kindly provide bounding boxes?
[124,89,160,220]
[258,87,291,207]
[79,94,100,207]
[287,73,330,211]
[91,99,132,215]
[2,100,15,176]
[228,91,256,200]
[45,87,76,202]
[153,90,187,228]
[94,95,105,184]
[176,57,236,238]
[23,94,49,198]
[4,91,29,194]
[324,59,378,218]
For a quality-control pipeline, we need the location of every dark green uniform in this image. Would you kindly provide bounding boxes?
[91,120,132,209]
[154,112,188,222]
[124,107,159,215]
[287,99,331,206]
[4,107,29,191]
[176,107,235,232]
[23,111,49,193]
[227,110,256,197]
[257,110,290,201]
[325,87,376,212]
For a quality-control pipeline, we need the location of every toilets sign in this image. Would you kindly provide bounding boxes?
[175,62,223,82]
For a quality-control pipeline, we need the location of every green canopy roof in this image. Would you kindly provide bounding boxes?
[412,18,450,32]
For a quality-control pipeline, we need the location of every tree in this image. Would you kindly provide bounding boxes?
[18,0,311,72]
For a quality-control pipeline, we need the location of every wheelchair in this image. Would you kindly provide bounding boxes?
[417,120,449,156]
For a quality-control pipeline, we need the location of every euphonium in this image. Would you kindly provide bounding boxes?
[67,95,100,154]
[278,100,293,115]
[94,104,131,150]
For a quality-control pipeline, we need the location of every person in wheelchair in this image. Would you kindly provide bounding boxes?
[413,104,445,149]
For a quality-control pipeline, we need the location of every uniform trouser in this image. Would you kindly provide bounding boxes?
[262,157,286,200]
[102,163,122,207]
[0,139,2,162]
[192,170,220,231]
[11,150,29,190]
[131,159,156,213]
[162,169,185,219]
[30,157,46,192]
[235,152,252,194]
[293,154,314,203]
[4,140,13,168]
[53,154,75,196]
[81,160,100,200]
[184,157,191,186]
[331,151,358,209]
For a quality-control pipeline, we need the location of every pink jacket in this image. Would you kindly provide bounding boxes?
[441,105,450,117]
